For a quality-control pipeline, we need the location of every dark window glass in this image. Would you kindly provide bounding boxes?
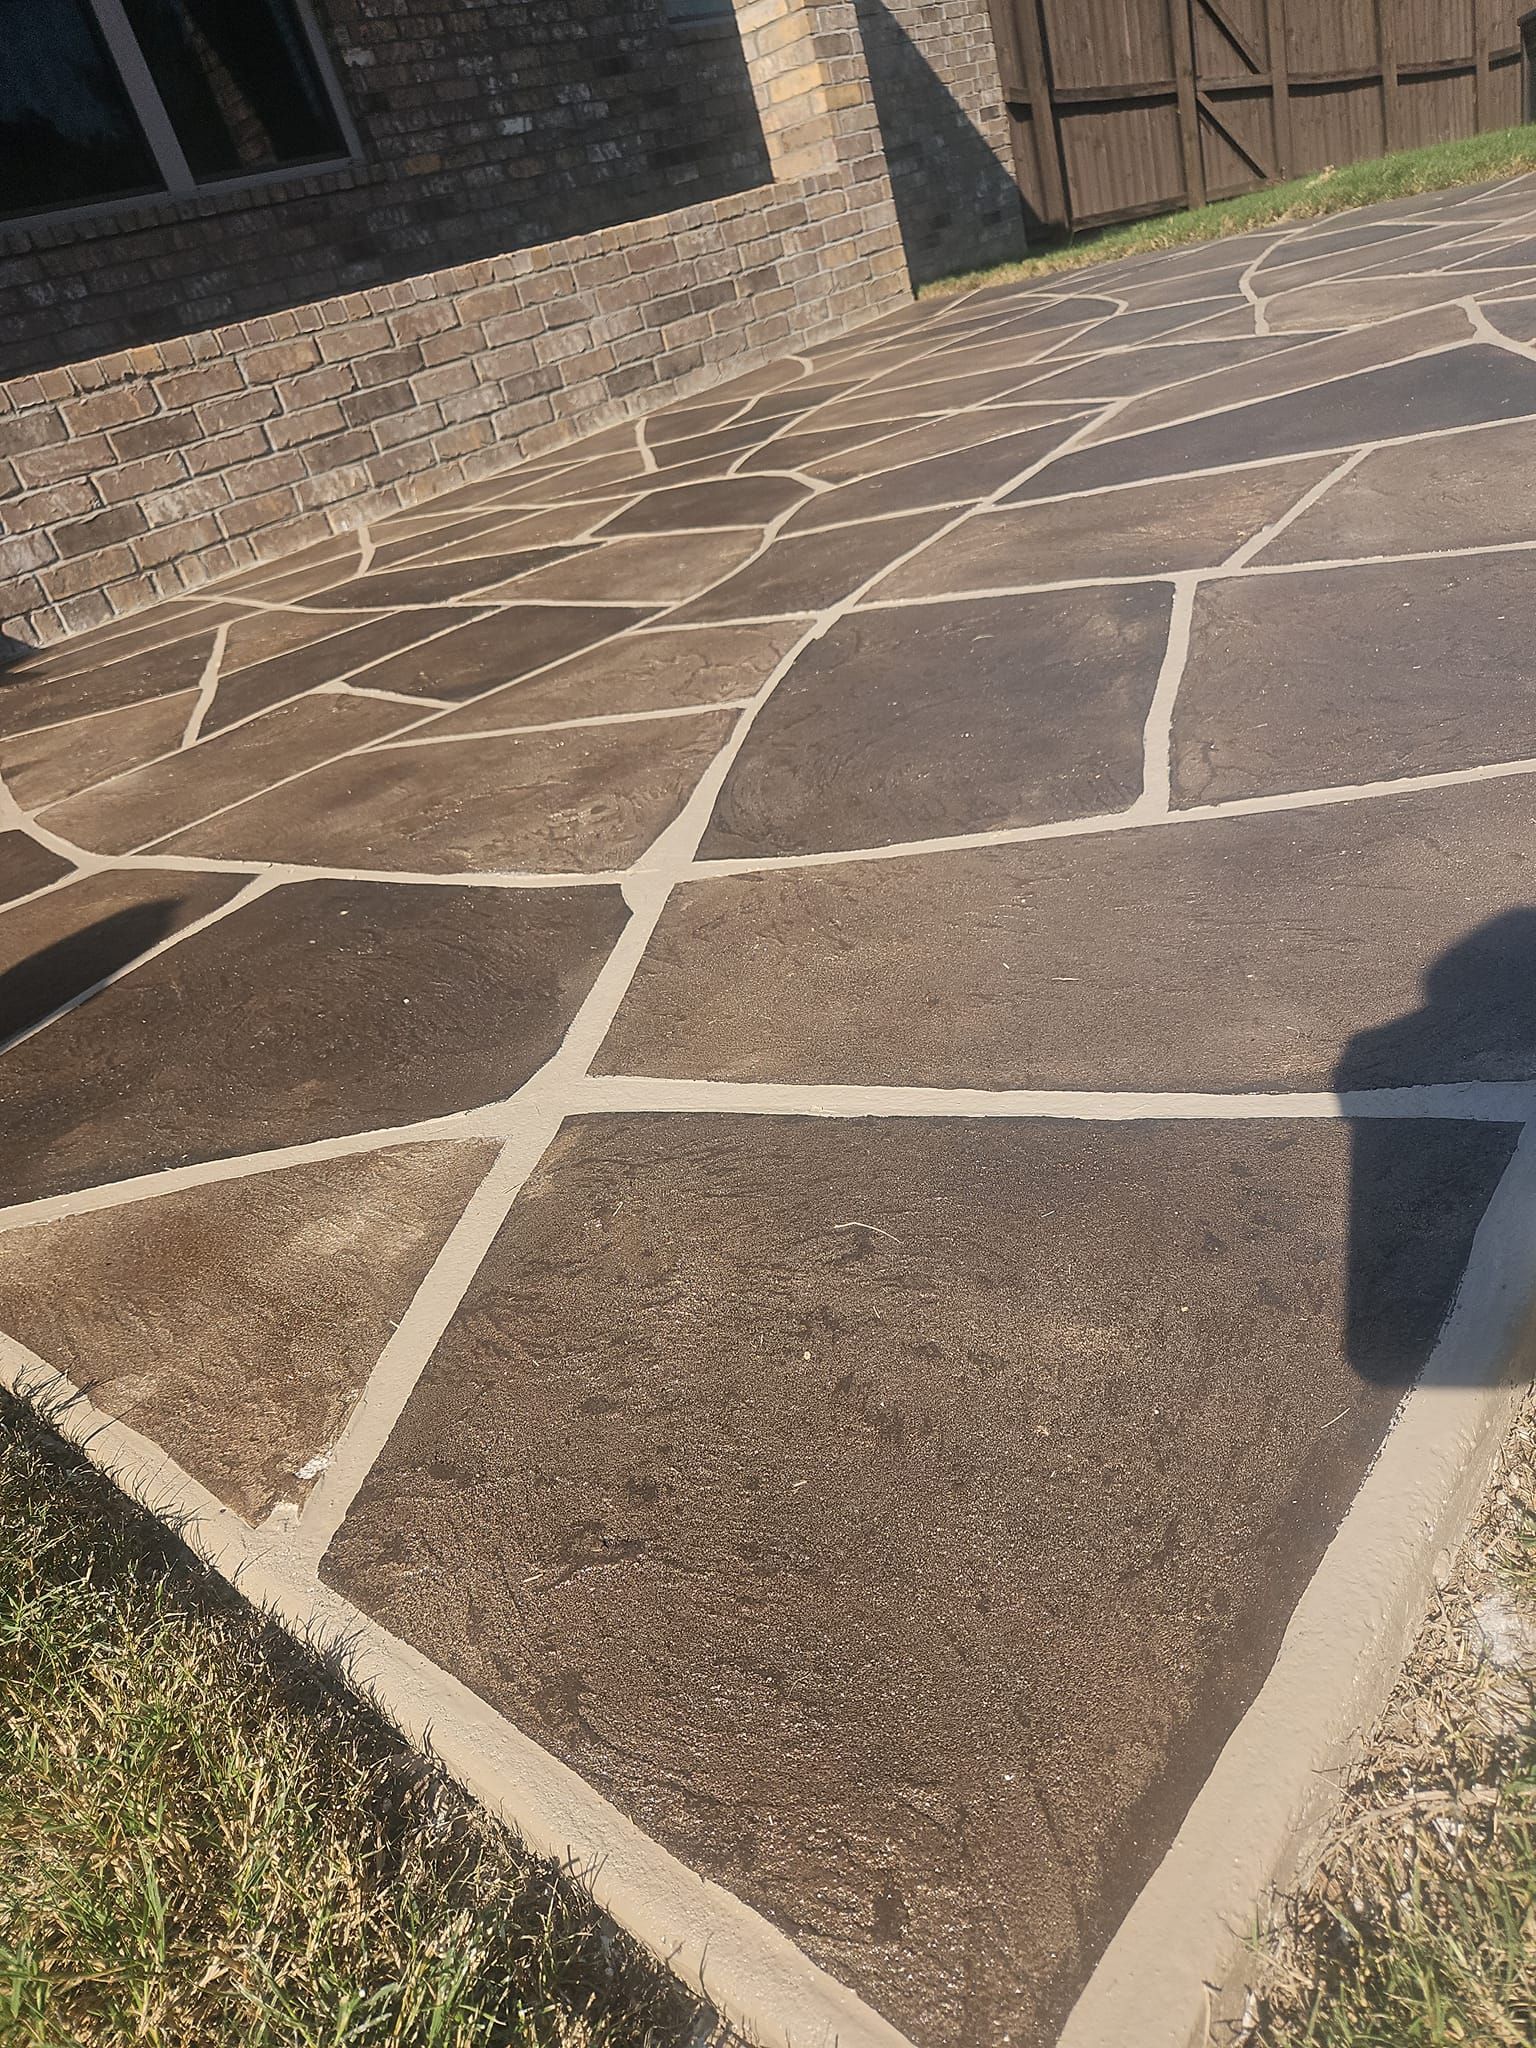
[0,0,161,217]
[117,0,345,180]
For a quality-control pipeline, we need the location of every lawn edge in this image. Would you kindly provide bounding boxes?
[1058,1120,1536,2048]
[917,134,1536,300]
[0,1331,915,2048]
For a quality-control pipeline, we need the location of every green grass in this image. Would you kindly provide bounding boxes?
[1254,1417,1536,2047]
[0,1394,700,2048]
[921,122,1536,298]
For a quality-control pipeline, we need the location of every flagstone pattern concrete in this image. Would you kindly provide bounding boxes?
[8,176,1536,2048]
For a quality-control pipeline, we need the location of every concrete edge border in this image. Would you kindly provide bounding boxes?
[0,1333,917,2048]
[1058,1118,1536,2048]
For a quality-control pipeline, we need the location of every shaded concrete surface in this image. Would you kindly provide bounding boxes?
[9,174,1536,2047]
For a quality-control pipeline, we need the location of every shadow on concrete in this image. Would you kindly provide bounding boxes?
[0,901,179,1047]
[1337,910,1536,1385]
[853,0,1026,288]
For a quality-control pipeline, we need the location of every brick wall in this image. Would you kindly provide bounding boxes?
[2,0,909,652]
[855,0,1025,286]
[0,0,773,380]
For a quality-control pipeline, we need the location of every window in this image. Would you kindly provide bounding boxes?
[2,0,353,223]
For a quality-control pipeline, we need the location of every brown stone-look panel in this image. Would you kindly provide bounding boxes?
[601,778,1536,1091]
[323,1112,1515,2048]
[40,694,424,855]
[331,605,656,703]
[1174,556,1536,805]
[161,712,737,874]
[0,633,220,741]
[874,458,1340,596]
[598,477,810,536]
[700,587,1171,857]
[0,692,198,813]
[496,531,763,604]
[0,877,627,1203]
[1252,418,1536,561]
[0,832,73,908]
[781,420,1091,531]
[0,1143,497,1522]
[1008,346,1536,502]
[0,867,249,1044]
[204,610,493,731]
[669,512,955,624]
[417,623,805,734]
[308,550,586,609]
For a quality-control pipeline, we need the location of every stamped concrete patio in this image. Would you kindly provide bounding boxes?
[9,175,1536,2048]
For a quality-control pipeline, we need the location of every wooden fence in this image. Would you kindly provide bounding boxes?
[985,0,1531,233]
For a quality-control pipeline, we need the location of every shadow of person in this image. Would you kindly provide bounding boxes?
[0,900,180,1048]
[1335,909,1536,1385]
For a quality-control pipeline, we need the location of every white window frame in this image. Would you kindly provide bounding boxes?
[5,0,360,235]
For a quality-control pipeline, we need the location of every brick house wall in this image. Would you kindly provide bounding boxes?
[0,1,775,381]
[855,0,1025,287]
[0,0,1018,653]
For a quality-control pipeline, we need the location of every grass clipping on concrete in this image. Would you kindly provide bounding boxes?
[1252,1405,1536,2048]
[923,122,1536,299]
[0,1395,700,2048]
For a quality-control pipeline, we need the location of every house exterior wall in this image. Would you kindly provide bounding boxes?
[0,0,775,381]
[0,0,1014,652]
[854,0,1026,287]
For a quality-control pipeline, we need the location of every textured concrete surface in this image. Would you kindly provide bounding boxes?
[9,174,1536,2048]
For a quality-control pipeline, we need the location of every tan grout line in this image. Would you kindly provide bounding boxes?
[1127,576,1197,817]
[112,851,632,888]
[178,622,230,749]
[1219,445,1370,570]
[0,1114,500,1235]
[682,748,1536,882]
[322,681,458,708]
[571,1075,1536,1123]
[3,1066,1524,1246]
[368,698,754,750]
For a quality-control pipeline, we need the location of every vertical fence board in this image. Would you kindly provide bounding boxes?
[992,0,1525,234]
[1167,0,1210,203]
[1265,0,1294,171]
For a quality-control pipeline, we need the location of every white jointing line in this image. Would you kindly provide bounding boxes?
[1,1071,1532,1246]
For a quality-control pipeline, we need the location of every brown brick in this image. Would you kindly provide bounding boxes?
[96,450,189,504]
[244,337,323,384]
[61,382,157,434]
[266,400,348,448]
[51,502,147,558]
[156,361,243,410]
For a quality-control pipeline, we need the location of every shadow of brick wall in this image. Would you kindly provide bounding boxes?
[854,0,1025,286]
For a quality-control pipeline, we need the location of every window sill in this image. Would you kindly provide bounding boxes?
[0,158,367,257]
